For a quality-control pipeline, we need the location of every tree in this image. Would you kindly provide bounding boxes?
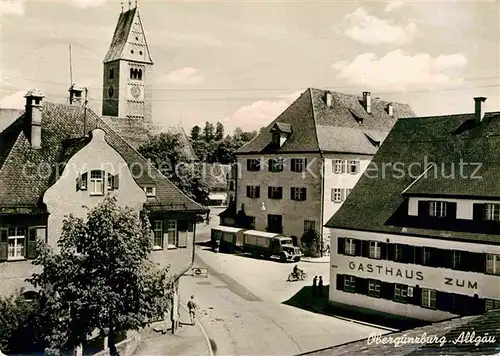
[202,121,215,142]
[138,133,210,203]
[214,122,224,141]
[28,197,172,355]
[300,229,322,258]
[190,125,201,141]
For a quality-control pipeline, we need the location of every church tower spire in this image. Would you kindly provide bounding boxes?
[102,4,153,122]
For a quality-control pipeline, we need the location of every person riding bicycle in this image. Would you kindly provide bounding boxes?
[187,295,198,326]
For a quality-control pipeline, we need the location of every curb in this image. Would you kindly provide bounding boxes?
[180,302,214,356]
[300,258,330,264]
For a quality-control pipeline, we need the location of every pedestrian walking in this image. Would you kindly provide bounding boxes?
[312,276,318,296]
[187,295,198,326]
[318,276,324,296]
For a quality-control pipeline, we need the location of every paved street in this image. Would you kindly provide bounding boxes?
[175,208,389,355]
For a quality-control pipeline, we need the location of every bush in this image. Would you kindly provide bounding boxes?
[300,229,322,257]
[0,290,45,354]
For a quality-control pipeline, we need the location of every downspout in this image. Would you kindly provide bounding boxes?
[319,150,325,258]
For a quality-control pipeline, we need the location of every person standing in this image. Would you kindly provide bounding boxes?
[187,295,198,326]
[312,276,318,296]
[318,276,324,296]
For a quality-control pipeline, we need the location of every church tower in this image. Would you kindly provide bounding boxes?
[102,5,153,122]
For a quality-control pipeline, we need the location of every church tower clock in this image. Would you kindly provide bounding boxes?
[102,5,153,122]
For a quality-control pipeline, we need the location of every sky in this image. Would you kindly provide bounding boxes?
[1,0,499,134]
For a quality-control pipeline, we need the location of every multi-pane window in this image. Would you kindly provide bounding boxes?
[369,241,381,259]
[343,275,356,293]
[246,186,260,199]
[291,187,306,201]
[485,204,500,221]
[486,254,500,275]
[452,251,462,269]
[485,299,500,311]
[153,221,163,249]
[331,188,343,202]
[167,221,177,247]
[394,244,403,262]
[368,279,381,298]
[333,159,345,174]
[344,238,356,256]
[291,158,306,172]
[269,158,284,172]
[7,227,25,260]
[394,284,408,303]
[90,170,104,195]
[247,159,261,172]
[429,201,447,217]
[304,220,315,233]
[421,289,437,309]
[268,186,283,199]
[144,186,156,197]
[347,160,360,174]
[422,247,431,265]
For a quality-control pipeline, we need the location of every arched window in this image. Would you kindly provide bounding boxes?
[109,68,114,79]
[138,69,143,81]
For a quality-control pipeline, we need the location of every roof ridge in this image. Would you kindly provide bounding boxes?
[84,106,204,210]
[401,111,500,120]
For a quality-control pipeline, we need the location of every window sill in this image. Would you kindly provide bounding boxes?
[7,257,26,262]
[152,246,163,251]
[393,299,408,304]
[167,245,177,250]
[420,305,437,310]
[90,193,105,196]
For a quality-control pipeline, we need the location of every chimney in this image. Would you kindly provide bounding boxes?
[474,97,487,124]
[325,92,332,108]
[363,91,371,114]
[24,89,45,149]
[387,103,394,117]
[69,84,84,105]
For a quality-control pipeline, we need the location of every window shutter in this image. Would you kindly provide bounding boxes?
[26,227,37,259]
[388,244,395,261]
[246,186,250,197]
[361,240,370,257]
[247,160,251,171]
[380,243,387,260]
[355,277,367,294]
[290,187,295,200]
[302,188,307,201]
[341,188,345,201]
[268,159,273,172]
[355,161,360,173]
[76,175,82,191]
[336,274,344,291]
[331,189,335,201]
[447,202,457,219]
[291,159,296,172]
[412,286,422,306]
[342,161,346,173]
[415,246,423,265]
[278,187,283,199]
[472,204,485,221]
[303,159,307,172]
[268,187,272,199]
[0,228,7,262]
[354,239,362,256]
[255,186,260,199]
[337,237,345,254]
[380,281,393,300]
[81,172,88,190]
[113,174,119,189]
[418,201,429,217]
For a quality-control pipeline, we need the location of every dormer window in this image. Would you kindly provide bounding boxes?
[271,122,292,148]
[144,186,156,197]
[418,200,456,219]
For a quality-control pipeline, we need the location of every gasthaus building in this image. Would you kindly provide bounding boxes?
[325,97,500,322]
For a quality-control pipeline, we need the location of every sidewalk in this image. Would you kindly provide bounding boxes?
[134,302,212,356]
[301,255,330,263]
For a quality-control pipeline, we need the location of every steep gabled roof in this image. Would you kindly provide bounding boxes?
[103,8,153,64]
[325,111,500,244]
[236,88,415,155]
[302,309,500,356]
[0,102,205,213]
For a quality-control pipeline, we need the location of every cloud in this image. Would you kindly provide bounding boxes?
[222,91,301,131]
[0,90,28,109]
[163,67,203,85]
[332,50,467,92]
[342,7,417,45]
[70,0,106,8]
[0,0,25,15]
[385,1,404,12]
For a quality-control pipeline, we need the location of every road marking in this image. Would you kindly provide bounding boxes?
[180,302,214,356]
